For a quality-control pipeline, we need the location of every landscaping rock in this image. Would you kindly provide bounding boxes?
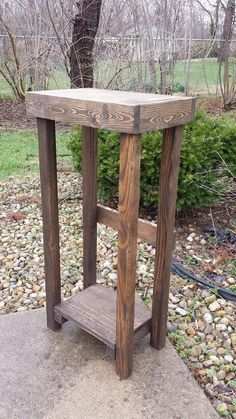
[203,312,213,324]
[175,307,187,316]
[209,301,221,312]
[216,403,228,417]
[0,172,236,418]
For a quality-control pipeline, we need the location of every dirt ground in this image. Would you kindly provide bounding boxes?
[0,99,72,131]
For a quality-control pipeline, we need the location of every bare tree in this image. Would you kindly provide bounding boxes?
[0,0,235,105]
[0,0,71,99]
[219,0,235,62]
[184,0,193,96]
[219,0,236,109]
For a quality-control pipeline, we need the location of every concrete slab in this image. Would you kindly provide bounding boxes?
[0,309,218,419]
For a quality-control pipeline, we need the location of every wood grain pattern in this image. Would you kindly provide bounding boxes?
[82,126,98,288]
[151,126,182,350]
[140,99,194,132]
[26,88,196,133]
[54,284,151,350]
[116,133,141,379]
[37,118,61,331]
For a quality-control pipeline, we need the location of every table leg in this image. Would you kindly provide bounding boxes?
[82,126,98,289]
[151,126,182,349]
[116,133,141,379]
[37,118,61,331]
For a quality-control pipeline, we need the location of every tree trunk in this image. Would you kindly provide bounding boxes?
[218,0,235,109]
[70,0,102,88]
[218,0,235,63]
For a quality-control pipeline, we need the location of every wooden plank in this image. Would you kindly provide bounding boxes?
[26,89,196,133]
[97,205,120,230]
[82,126,98,289]
[54,312,68,325]
[54,284,151,350]
[116,133,141,379]
[97,204,156,244]
[37,118,61,331]
[151,126,182,350]
[97,204,177,247]
[140,99,196,132]
[26,88,193,106]
[27,94,135,133]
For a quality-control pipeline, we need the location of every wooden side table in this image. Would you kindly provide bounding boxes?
[26,88,196,379]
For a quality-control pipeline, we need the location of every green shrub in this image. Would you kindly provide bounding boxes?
[157,82,185,93]
[68,112,236,212]
[171,82,185,93]
[219,120,236,176]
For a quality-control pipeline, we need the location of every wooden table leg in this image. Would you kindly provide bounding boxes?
[37,118,61,331]
[82,126,98,289]
[116,133,141,379]
[151,126,182,349]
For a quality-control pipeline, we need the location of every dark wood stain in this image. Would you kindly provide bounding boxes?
[151,126,183,349]
[37,118,61,331]
[82,126,98,288]
[26,88,196,133]
[54,284,151,350]
[30,88,196,379]
[116,133,141,379]
[97,204,177,248]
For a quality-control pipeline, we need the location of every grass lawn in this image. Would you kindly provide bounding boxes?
[0,70,70,100]
[0,78,13,100]
[173,58,220,92]
[0,130,71,180]
[97,57,223,94]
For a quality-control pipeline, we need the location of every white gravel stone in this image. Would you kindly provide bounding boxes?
[138,264,147,274]
[1,172,236,417]
[175,307,187,316]
[217,370,226,380]
[170,296,180,304]
[108,273,117,282]
[227,277,235,284]
[186,235,193,242]
[103,260,110,269]
[224,354,234,363]
[216,324,227,332]
[209,301,221,312]
[203,313,213,324]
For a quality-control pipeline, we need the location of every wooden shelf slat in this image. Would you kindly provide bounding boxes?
[54,284,151,350]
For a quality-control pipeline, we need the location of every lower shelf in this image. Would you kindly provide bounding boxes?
[54,284,151,350]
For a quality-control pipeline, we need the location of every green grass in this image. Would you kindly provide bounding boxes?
[0,78,13,100]
[0,58,231,99]
[0,130,71,180]
[48,69,70,90]
[0,69,70,100]
[173,58,220,92]
[95,57,231,94]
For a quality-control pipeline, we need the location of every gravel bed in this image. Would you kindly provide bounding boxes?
[0,173,235,417]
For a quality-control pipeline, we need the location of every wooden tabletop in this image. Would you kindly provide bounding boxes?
[26,88,196,133]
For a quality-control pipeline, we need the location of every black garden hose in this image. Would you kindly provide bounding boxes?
[171,260,236,302]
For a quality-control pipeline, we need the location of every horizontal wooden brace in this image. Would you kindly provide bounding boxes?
[97,204,176,247]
